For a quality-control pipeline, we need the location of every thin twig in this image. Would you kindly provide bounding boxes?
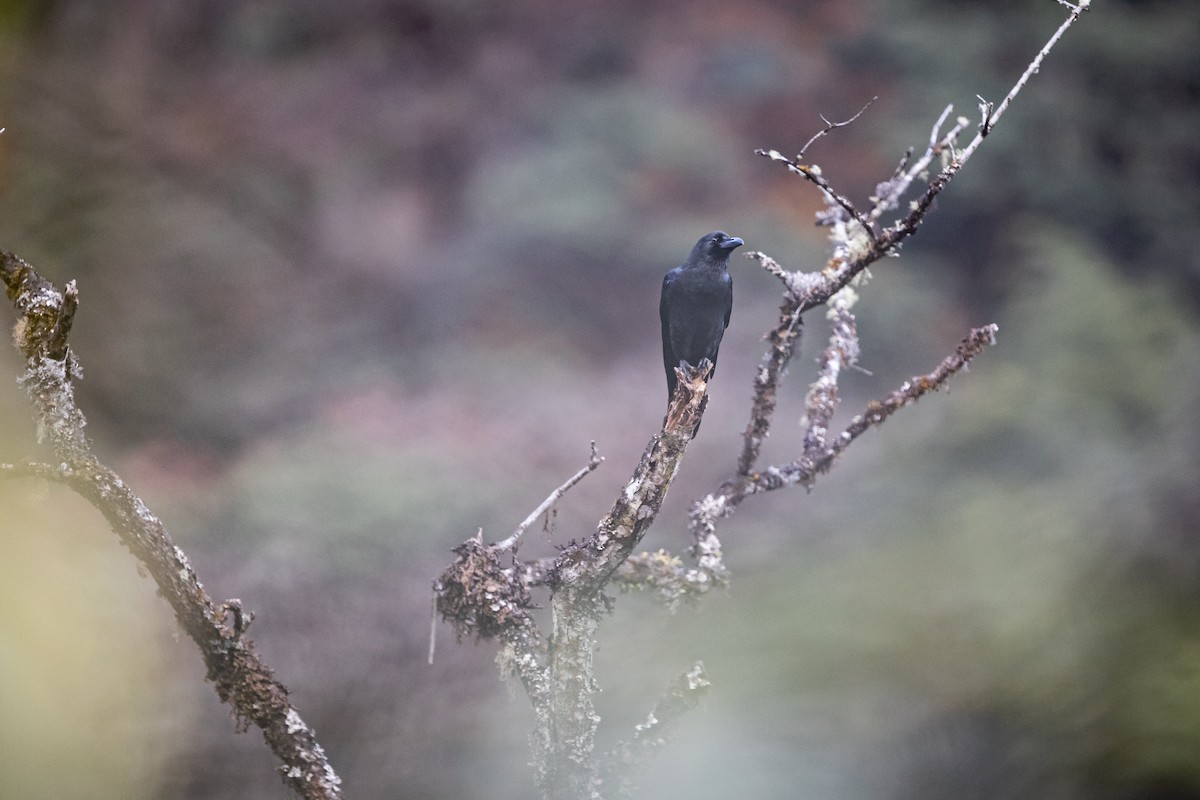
[796,97,878,159]
[757,98,879,241]
[494,441,604,551]
[869,106,969,222]
[928,103,954,149]
[955,0,1090,168]
[0,460,63,481]
[757,148,878,242]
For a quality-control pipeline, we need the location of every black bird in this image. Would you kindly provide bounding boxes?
[659,231,744,404]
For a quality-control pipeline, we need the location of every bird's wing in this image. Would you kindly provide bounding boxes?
[660,269,680,394]
[723,272,732,329]
[660,269,679,342]
[659,270,674,319]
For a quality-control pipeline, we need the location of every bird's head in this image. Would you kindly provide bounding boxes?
[692,231,745,265]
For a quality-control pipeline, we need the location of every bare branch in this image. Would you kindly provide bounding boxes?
[0,460,63,481]
[795,97,878,159]
[536,362,714,796]
[1,250,343,800]
[551,359,710,595]
[682,325,1000,553]
[611,538,725,604]
[959,0,1090,161]
[737,253,808,477]
[887,0,1090,246]
[816,323,999,465]
[757,148,878,242]
[433,361,716,797]
[745,324,996,498]
[494,441,604,552]
[869,106,970,222]
[757,99,881,243]
[429,4,1087,796]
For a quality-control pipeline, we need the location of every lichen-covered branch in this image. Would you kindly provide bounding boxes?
[801,291,860,464]
[736,257,805,478]
[435,362,714,798]
[689,324,1000,540]
[0,250,343,800]
[883,1,1091,249]
[682,0,1085,572]
[431,6,1089,797]
[554,360,710,595]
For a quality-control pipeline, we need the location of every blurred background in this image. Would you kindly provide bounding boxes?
[1,0,1199,798]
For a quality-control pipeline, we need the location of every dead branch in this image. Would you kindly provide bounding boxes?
[757,148,880,242]
[494,441,604,552]
[795,97,878,160]
[434,361,714,797]
[599,661,711,798]
[0,251,343,800]
[802,293,860,464]
[699,324,1000,528]
[431,4,1087,798]
[736,254,807,478]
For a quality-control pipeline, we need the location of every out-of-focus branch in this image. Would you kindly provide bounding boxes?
[599,661,711,798]
[0,250,343,800]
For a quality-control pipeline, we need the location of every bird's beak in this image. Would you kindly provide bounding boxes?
[723,237,745,251]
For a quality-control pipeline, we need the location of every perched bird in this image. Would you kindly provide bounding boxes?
[659,231,743,406]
